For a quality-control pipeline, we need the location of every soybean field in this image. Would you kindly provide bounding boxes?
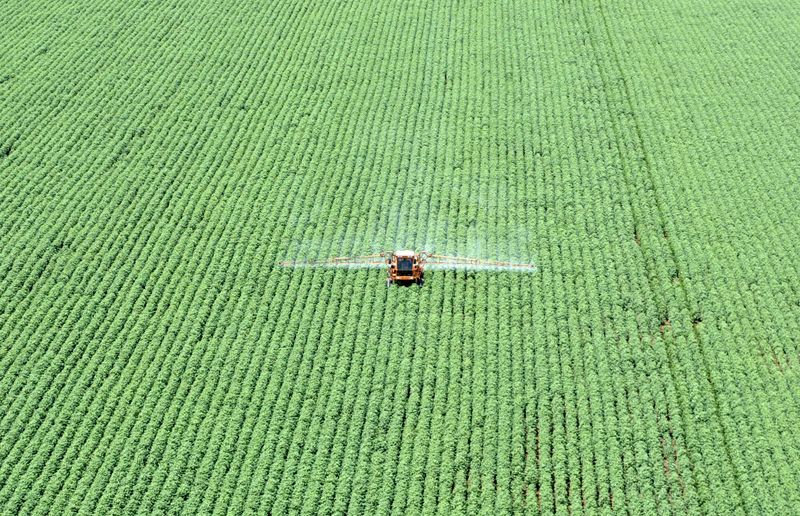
[1,0,799,513]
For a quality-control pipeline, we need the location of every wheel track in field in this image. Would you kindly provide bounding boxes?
[578,1,748,513]
[287,2,422,510]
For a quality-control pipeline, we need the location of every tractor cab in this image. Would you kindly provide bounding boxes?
[387,250,423,285]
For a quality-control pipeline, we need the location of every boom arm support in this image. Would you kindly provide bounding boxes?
[279,251,536,273]
[279,253,387,268]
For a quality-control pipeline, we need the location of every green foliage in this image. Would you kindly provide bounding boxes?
[0,0,798,513]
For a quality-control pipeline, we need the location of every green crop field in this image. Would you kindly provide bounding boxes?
[1,0,799,513]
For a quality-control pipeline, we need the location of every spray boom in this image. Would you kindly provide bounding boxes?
[279,250,536,286]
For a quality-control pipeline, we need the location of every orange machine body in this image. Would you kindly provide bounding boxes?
[387,250,424,285]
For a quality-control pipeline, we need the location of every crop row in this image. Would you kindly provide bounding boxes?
[1,0,797,513]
